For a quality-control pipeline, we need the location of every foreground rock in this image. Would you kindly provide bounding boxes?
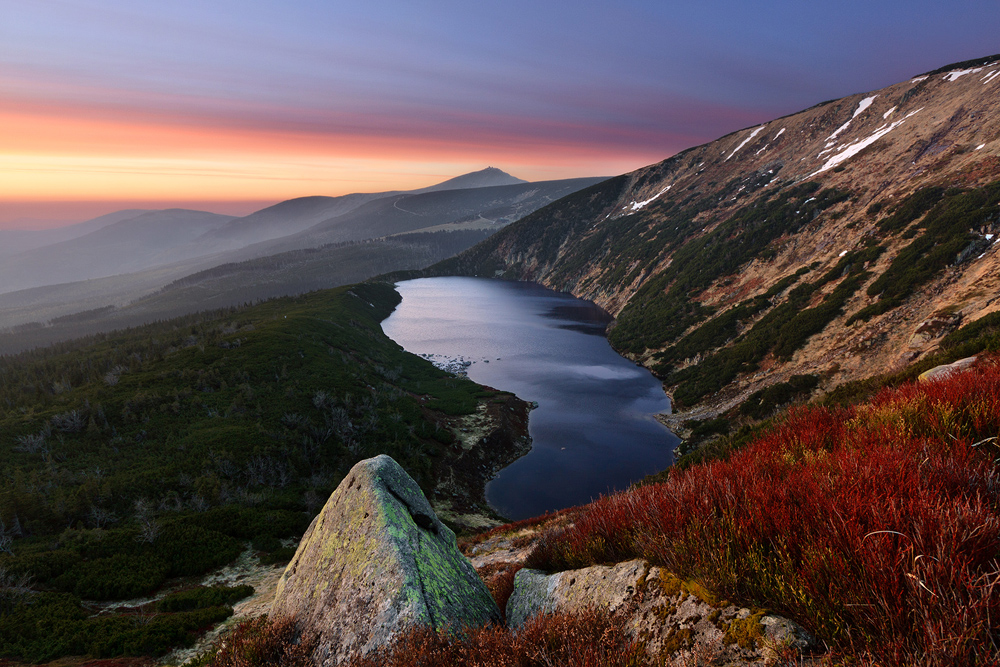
[270,455,502,666]
[508,559,821,665]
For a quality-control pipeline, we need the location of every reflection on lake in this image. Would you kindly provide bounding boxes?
[381,277,677,520]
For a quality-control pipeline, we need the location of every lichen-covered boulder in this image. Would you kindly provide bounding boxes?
[270,455,501,666]
[506,559,646,627]
[508,560,821,665]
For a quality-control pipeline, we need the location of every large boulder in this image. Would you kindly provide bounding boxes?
[508,559,821,665]
[270,455,501,666]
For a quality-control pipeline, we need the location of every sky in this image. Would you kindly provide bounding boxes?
[2,1,999,228]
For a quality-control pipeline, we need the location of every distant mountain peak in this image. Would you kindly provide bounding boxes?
[417,167,528,193]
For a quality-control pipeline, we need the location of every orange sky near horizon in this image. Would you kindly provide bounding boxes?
[0,102,664,228]
[6,2,997,230]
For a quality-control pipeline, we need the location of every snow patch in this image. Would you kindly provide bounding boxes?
[987,234,995,241]
[755,144,770,155]
[725,125,766,161]
[827,121,853,143]
[839,250,849,257]
[853,95,878,117]
[977,144,986,150]
[883,106,897,119]
[943,67,983,82]
[983,70,1000,85]
[910,76,928,83]
[810,109,921,177]
[826,95,878,142]
[624,185,671,213]
[774,128,786,139]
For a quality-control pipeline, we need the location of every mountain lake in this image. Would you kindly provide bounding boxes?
[381,276,678,520]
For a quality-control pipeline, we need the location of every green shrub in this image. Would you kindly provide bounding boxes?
[740,375,820,419]
[157,585,254,613]
[58,553,169,600]
[252,534,282,553]
[259,546,297,566]
[851,181,1000,324]
[0,591,233,661]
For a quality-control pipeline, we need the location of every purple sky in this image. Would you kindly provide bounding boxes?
[2,0,998,226]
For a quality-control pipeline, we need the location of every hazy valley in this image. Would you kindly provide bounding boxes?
[0,170,603,354]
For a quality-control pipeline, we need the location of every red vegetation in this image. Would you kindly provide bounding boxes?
[474,561,523,623]
[527,357,1000,666]
[459,507,579,555]
[208,616,316,667]
[347,608,644,667]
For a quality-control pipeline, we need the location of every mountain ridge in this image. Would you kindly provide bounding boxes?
[426,58,1000,417]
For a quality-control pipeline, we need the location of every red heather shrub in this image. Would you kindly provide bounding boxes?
[476,561,523,623]
[347,608,644,667]
[527,357,1000,666]
[209,616,315,667]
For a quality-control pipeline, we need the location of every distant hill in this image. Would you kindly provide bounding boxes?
[199,168,526,249]
[0,175,604,351]
[0,209,235,293]
[0,209,149,258]
[0,168,534,296]
[229,177,605,260]
[201,193,400,249]
[412,166,527,192]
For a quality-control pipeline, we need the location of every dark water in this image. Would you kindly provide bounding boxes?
[381,277,677,520]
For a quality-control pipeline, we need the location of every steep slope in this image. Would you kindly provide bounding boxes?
[0,209,235,293]
[435,55,1000,414]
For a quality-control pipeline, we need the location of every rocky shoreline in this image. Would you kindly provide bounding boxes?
[427,388,533,532]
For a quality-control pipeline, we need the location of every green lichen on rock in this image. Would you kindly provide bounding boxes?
[724,610,767,649]
[507,560,819,665]
[270,455,501,665]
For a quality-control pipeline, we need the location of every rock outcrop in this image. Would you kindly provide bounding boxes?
[508,559,820,665]
[270,455,501,666]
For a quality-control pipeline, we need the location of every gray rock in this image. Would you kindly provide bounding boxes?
[508,559,821,665]
[761,614,822,655]
[918,355,977,382]
[507,559,646,627]
[270,455,501,666]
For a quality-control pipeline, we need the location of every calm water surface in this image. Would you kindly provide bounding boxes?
[382,277,677,520]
